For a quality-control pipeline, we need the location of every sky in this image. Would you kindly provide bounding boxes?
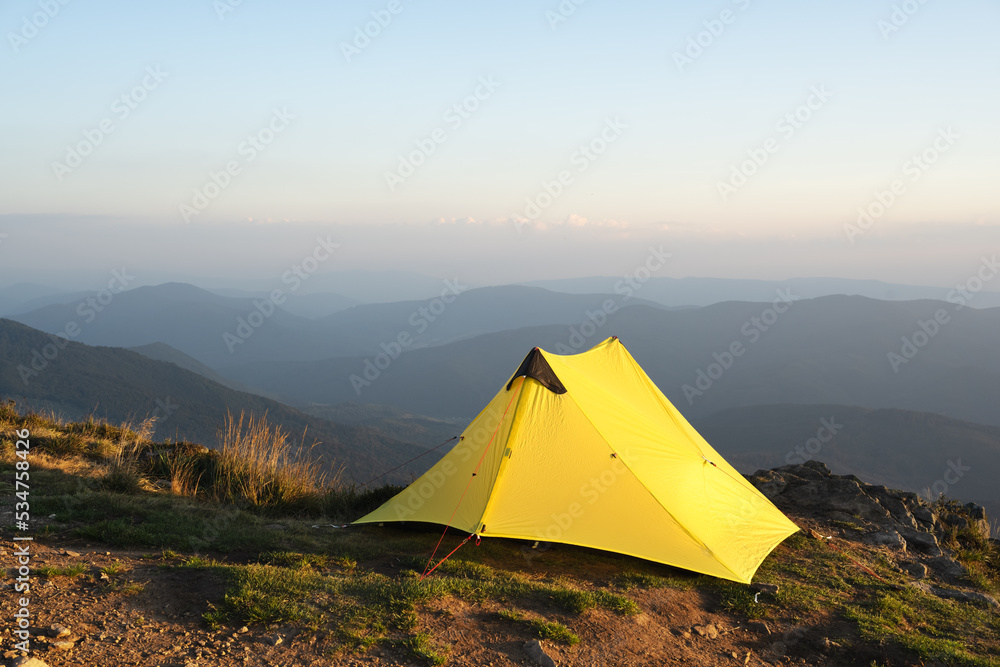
[1,0,998,290]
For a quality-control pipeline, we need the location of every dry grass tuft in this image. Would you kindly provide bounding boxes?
[211,411,333,510]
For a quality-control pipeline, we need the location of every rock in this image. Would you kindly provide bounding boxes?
[750,583,779,595]
[63,550,80,558]
[807,529,828,540]
[50,640,75,651]
[749,470,787,499]
[267,634,283,646]
[864,530,906,550]
[523,639,557,667]
[879,497,919,530]
[902,562,928,579]
[898,527,943,557]
[964,502,987,521]
[693,624,719,639]
[13,658,50,667]
[931,588,999,608]
[912,507,935,525]
[782,477,891,522]
[963,503,991,540]
[802,460,833,476]
[815,636,839,652]
[680,631,692,639]
[48,624,71,638]
[927,555,967,578]
[746,621,771,635]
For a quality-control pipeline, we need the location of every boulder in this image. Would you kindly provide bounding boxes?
[524,639,557,667]
[898,527,943,557]
[864,530,906,551]
[902,562,928,579]
[749,470,787,499]
[912,507,935,526]
[927,555,967,579]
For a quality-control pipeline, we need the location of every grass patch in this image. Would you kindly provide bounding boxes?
[532,619,580,645]
[497,608,579,646]
[612,570,696,590]
[36,563,88,578]
[261,551,330,570]
[845,586,1000,666]
[545,585,639,615]
[403,632,448,665]
[713,581,765,620]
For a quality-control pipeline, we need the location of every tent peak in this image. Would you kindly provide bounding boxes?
[506,347,566,394]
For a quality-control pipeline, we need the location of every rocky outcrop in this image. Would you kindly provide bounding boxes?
[748,460,991,581]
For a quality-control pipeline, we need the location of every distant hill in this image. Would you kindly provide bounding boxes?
[523,275,1000,309]
[0,318,434,483]
[309,284,667,358]
[10,282,667,366]
[302,402,463,460]
[217,296,1000,427]
[127,342,269,396]
[0,282,77,316]
[208,288,360,319]
[694,403,1000,520]
[9,282,334,367]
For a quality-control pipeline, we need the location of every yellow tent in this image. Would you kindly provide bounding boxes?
[355,337,798,583]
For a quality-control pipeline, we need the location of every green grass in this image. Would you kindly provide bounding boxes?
[611,570,696,591]
[35,563,88,578]
[497,608,580,645]
[532,619,580,645]
[544,585,639,615]
[749,530,1000,666]
[261,550,330,570]
[845,586,1000,666]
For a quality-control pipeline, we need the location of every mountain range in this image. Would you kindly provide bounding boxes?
[0,318,436,484]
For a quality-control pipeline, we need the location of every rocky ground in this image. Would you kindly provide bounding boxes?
[2,461,998,666]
